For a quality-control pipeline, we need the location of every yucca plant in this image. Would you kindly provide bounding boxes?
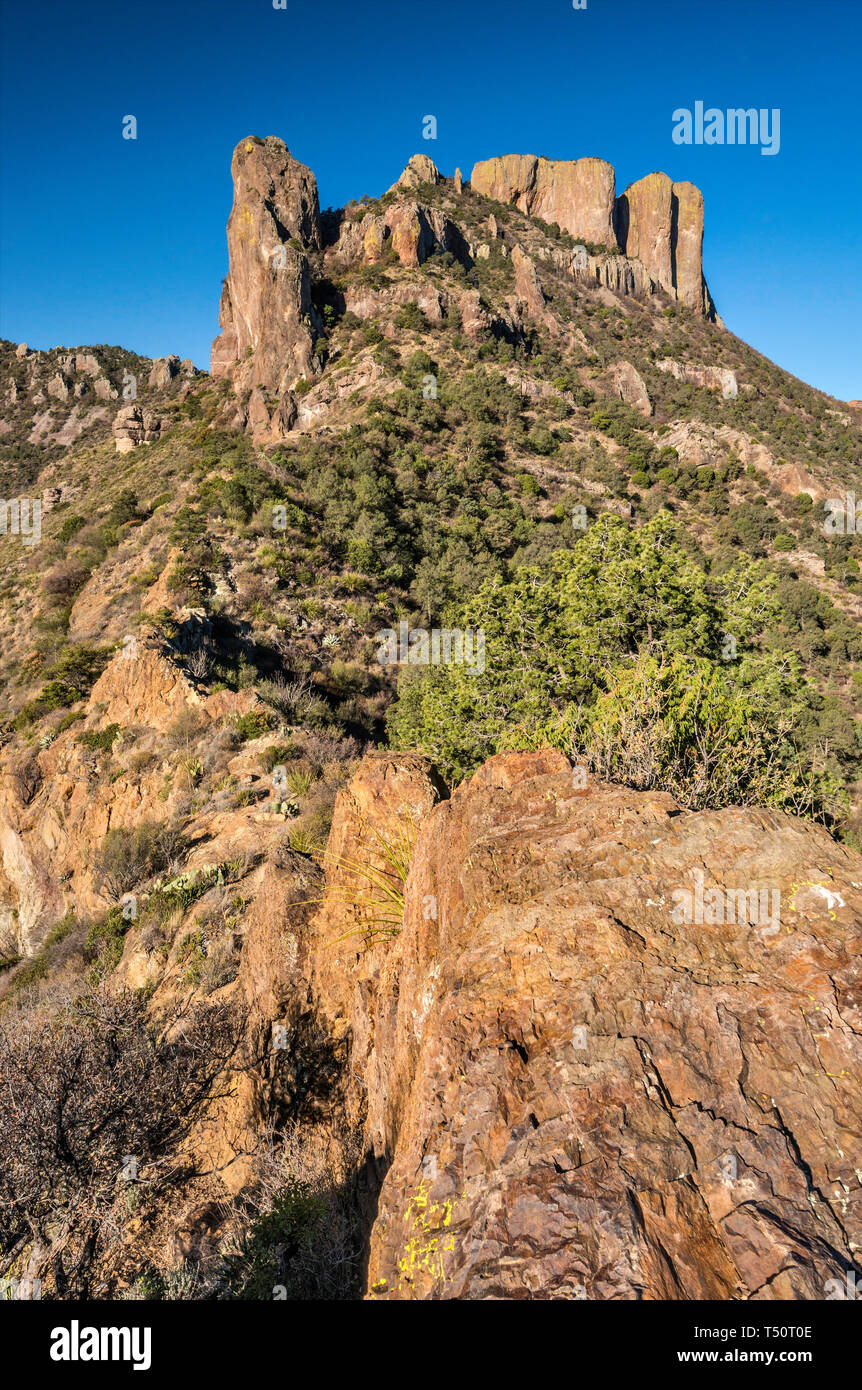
[285,766,316,798]
[298,812,418,947]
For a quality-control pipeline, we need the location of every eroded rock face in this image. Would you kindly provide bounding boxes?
[112,403,160,452]
[616,172,716,316]
[471,154,716,317]
[308,751,862,1300]
[657,357,738,399]
[611,360,652,416]
[210,136,322,432]
[471,154,617,248]
[510,244,546,319]
[148,355,180,389]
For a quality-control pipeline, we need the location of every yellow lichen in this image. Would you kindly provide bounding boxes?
[394,1178,459,1297]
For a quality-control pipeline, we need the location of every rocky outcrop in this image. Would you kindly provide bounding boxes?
[303,750,862,1299]
[611,361,652,416]
[471,154,716,317]
[616,172,717,317]
[112,403,161,452]
[470,154,616,248]
[387,202,436,267]
[657,358,738,399]
[148,355,180,389]
[210,136,323,436]
[510,244,546,319]
[386,153,442,196]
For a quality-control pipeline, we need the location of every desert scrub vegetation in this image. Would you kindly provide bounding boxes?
[93,819,189,899]
[0,986,244,1298]
[311,813,417,944]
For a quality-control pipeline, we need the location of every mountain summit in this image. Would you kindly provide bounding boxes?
[210,137,718,441]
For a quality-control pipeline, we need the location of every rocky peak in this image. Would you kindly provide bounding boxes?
[615,171,716,318]
[386,152,442,196]
[471,152,716,318]
[210,136,323,435]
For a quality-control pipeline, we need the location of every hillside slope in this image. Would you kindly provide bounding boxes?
[0,138,860,1302]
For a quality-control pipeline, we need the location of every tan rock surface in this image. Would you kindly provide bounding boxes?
[471,154,616,247]
[301,751,862,1300]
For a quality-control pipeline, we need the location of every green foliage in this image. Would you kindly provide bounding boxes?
[221,1180,326,1300]
[387,514,846,822]
[57,514,86,542]
[86,906,129,972]
[232,710,276,741]
[28,645,111,715]
[260,742,295,773]
[77,723,121,752]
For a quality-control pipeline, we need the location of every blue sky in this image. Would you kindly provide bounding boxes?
[1,0,859,400]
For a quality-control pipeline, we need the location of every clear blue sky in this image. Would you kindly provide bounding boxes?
[1,0,859,400]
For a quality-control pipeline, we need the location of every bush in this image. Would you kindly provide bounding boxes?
[232,710,276,741]
[0,988,242,1297]
[35,645,111,711]
[387,513,843,821]
[77,723,120,752]
[93,820,188,898]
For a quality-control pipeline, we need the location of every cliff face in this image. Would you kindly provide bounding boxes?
[616,171,716,317]
[470,154,617,249]
[210,136,323,437]
[470,154,717,318]
[209,139,720,440]
[307,751,862,1300]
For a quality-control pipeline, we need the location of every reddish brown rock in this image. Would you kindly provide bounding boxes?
[616,172,674,296]
[386,153,441,196]
[309,751,862,1300]
[387,202,435,268]
[616,172,716,316]
[611,360,652,416]
[510,244,546,320]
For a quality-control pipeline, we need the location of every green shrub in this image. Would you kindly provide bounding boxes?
[387,513,843,822]
[77,723,120,752]
[232,710,276,741]
[57,514,86,542]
